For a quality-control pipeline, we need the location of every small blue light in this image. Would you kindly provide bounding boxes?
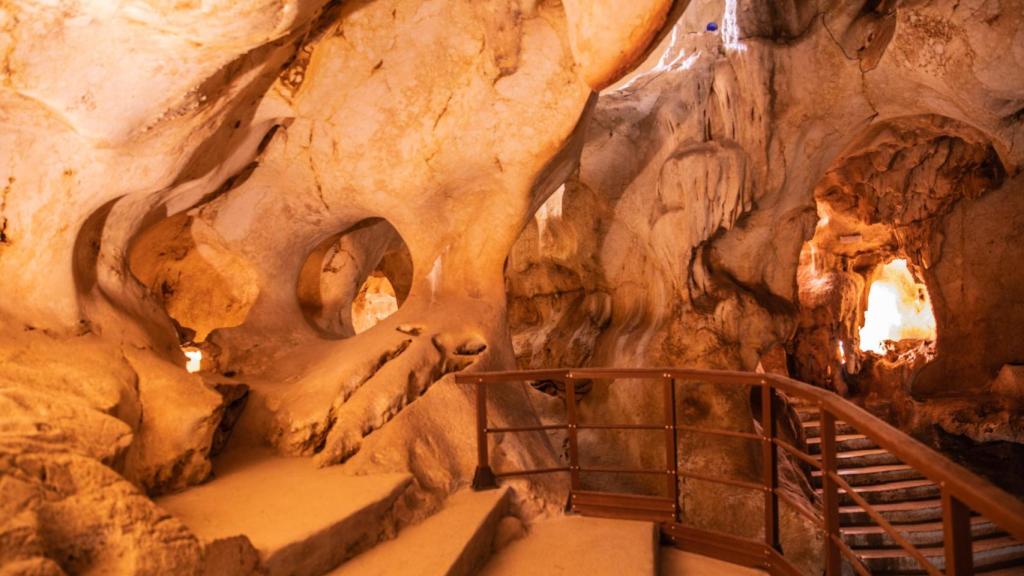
[706,22,718,32]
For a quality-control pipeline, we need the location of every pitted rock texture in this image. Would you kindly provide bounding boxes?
[0,447,204,575]
[0,0,1022,573]
[0,0,677,572]
[507,0,1024,571]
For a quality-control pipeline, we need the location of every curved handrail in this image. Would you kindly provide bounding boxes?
[459,367,1024,544]
[765,372,1024,543]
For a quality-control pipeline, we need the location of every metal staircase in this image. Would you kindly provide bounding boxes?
[797,406,1024,574]
[458,368,1024,576]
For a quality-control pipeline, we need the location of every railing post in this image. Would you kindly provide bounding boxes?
[565,374,581,494]
[663,375,680,523]
[472,379,497,490]
[821,408,842,576]
[761,379,780,555]
[942,488,974,576]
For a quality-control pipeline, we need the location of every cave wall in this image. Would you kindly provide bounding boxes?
[507,0,1024,569]
[790,117,1008,400]
[916,172,1024,396]
[0,0,1022,573]
[0,1,683,572]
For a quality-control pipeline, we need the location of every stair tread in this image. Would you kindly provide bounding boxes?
[842,515,993,535]
[856,535,1023,559]
[481,516,658,576]
[840,499,943,514]
[157,449,413,576]
[812,464,915,477]
[330,487,510,576]
[838,448,894,459]
[976,566,1024,576]
[817,478,936,494]
[801,419,852,428]
[806,433,869,445]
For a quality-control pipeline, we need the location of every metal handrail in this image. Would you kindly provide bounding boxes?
[457,367,1024,576]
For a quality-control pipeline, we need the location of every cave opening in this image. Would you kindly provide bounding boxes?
[791,116,1007,403]
[351,271,399,334]
[296,218,412,338]
[182,346,203,373]
[128,210,262,373]
[858,258,936,355]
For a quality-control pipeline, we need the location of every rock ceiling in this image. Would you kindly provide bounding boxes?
[0,0,1022,573]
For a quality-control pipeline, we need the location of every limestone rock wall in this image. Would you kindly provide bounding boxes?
[507,0,1024,570]
[0,0,1022,573]
[916,172,1024,396]
[0,1,680,572]
[0,2,342,570]
[792,116,1008,400]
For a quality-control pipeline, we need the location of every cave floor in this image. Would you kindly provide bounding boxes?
[155,447,412,575]
[660,547,767,575]
[480,515,659,575]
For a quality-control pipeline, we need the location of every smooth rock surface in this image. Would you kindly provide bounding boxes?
[1,0,1023,573]
[481,515,658,576]
[157,449,412,576]
[330,487,511,576]
[0,1,677,570]
[660,546,767,576]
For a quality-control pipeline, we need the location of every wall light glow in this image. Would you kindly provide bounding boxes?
[183,348,203,373]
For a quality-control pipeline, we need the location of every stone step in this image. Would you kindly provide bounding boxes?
[811,464,924,487]
[156,449,412,576]
[836,448,903,468]
[842,516,1001,549]
[329,487,512,576]
[480,515,658,576]
[840,499,945,525]
[857,534,1024,574]
[976,565,1024,576]
[806,434,879,454]
[801,419,858,439]
[659,546,768,575]
[817,478,940,506]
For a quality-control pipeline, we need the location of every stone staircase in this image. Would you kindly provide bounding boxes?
[157,446,528,576]
[156,448,415,576]
[480,515,659,576]
[329,486,512,576]
[795,405,1024,574]
[149,388,1024,575]
[155,441,660,575]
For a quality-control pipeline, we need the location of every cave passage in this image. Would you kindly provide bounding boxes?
[858,258,937,354]
[351,272,399,334]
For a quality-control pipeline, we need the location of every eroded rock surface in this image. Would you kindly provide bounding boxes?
[507,0,1024,570]
[0,0,1022,573]
[0,0,678,572]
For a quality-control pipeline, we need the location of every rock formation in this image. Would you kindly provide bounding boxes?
[1,0,1022,573]
[0,0,682,571]
[507,0,1024,569]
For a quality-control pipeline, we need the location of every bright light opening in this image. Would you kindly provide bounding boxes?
[534,184,565,244]
[858,259,937,354]
[352,272,399,334]
[183,347,203,373]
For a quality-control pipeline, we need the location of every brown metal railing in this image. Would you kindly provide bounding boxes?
[457,368,1024,576]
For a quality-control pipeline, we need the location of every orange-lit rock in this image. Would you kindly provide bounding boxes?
[0,1,678,571]
[1,0,1023,573]
[858,259,936,355]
